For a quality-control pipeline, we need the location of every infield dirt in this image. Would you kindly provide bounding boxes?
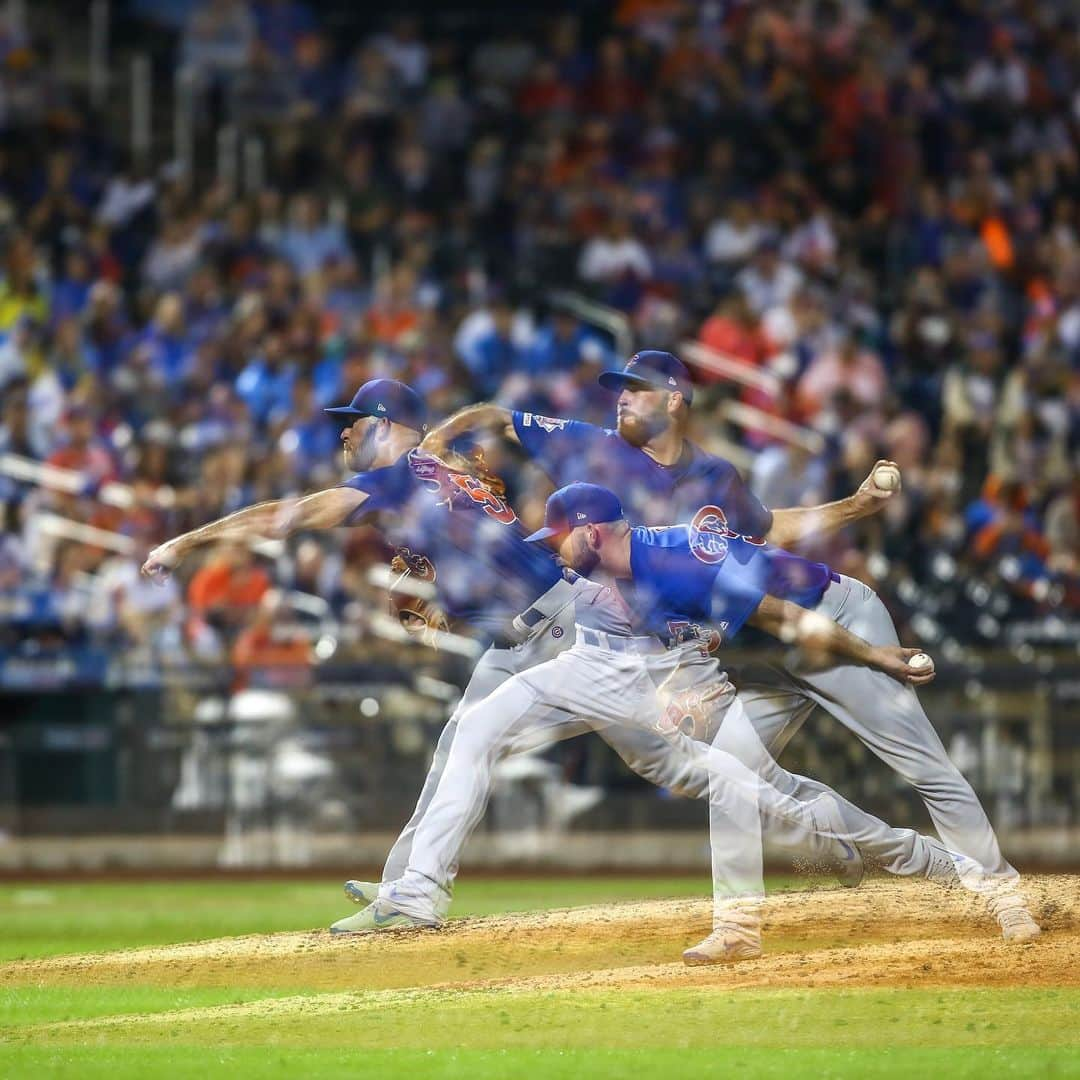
[5,874,1077,1004]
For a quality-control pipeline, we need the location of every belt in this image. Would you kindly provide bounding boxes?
[575,625,666,654]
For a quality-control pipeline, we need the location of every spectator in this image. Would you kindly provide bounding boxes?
[735,236,804,315]
[705,199,765,270]
[277,194,350,279]
[0,0,1078,678]
[459,299,526,398]
[188,543,271,631]
[578,215,652,296]
[45,404,116,486]
[183,0,257,87]
[796,331,887,420]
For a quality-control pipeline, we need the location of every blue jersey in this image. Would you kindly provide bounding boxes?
[624,525,770,646]
[512,411,773,535]
[512,410,833,608]
[339,453,563,642]
[622,516,835,645]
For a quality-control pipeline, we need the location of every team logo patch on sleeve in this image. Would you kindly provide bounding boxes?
[689,505,731,565]
[523,413,569,433]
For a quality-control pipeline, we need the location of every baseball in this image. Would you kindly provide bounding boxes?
[909,652,933,670]
[873,464,901,492]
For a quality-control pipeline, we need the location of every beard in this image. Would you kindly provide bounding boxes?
[344,424,379,472]
[569,531,600,575]
[616,410,664,447]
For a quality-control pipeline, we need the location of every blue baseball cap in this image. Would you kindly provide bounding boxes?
[598,350,694,404]
[524,482,625,542]
[325,378,427,431]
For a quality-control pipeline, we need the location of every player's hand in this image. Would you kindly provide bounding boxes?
[141,541,183,584]
[873,646,936,685]
[855,459,902,510]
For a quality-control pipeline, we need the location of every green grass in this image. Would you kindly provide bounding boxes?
[4,990,1078,1079]
[0,986,302,1027]
[0,1047,1076,1080]
[0,876,717,961]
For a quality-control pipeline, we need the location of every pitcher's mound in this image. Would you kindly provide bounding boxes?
[5,875,1077,995]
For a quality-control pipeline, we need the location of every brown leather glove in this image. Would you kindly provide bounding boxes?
[411,445,507,500]
[388,548,450,646]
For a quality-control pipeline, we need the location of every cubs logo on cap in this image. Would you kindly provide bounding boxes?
[598,351,694,404]
[524,482,625,542]
[326,379,427,431]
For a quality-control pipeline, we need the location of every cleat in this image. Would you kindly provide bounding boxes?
[329,900,441,934]
[828,838,865,889]
[344,879,379,905]
[988,894,1041,943]
[683,925,762,966]
[922,837,970,887]
[807,794,864,888]
[996,906,1041,943]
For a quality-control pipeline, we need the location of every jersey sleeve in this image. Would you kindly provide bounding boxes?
[715,463,773,539]
[510,411,599,478]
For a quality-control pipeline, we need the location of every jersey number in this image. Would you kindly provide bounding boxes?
[450,474,517,524]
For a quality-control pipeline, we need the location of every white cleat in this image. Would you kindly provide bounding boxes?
[921,842,1042,943]
[989,895,1042,944]
[922,837,972,887]
[344,879,379,905]
[683,923,762,966]
[330,900,441,935]
[828,838,865,888]
[996,906,1041,944]
[808,794,864,887]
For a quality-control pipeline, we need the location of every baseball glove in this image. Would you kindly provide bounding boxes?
[388,547,450,646]
[409,445,507,500]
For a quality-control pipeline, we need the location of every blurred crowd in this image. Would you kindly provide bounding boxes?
[0,0,1078,678]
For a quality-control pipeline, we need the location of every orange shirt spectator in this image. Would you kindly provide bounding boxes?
[698,294,771,374]
[232,624,311,670]
[188,550,270,616]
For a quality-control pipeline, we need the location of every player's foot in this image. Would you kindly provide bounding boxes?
[329,900,441,934]
[988,894,1041,944]
[683,924,762,965]
[826,838,864,888]
[922,837,975,887]
[344,879,379,905]
[807,794,864,888]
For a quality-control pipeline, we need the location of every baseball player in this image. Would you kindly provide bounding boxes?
[420,350,1040,942]
[141,378,863,898]
[338,482,967,962]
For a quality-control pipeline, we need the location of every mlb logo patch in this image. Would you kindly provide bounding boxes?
[534,414,569,433]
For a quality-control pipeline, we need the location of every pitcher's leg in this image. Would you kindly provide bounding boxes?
[379,644,521,883]
[719,700,936,878]
[390,676,570,919]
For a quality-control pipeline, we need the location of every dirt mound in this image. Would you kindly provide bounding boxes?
[5,875,1077,997]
